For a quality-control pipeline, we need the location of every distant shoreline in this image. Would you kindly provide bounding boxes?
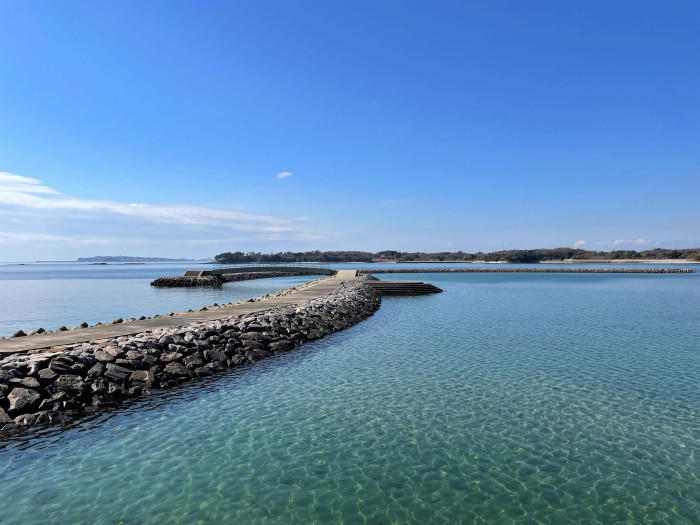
[540,259,699,264]
[389,259,699,264]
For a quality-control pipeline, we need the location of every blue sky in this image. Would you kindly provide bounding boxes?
[0,0,698,260]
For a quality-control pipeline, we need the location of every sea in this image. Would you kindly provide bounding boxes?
[0,261,698,524]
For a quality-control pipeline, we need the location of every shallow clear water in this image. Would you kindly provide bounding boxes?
[1,271,698,523]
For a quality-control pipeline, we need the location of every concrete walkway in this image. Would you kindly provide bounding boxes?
[334,270,358,279]
[0,275,360,355]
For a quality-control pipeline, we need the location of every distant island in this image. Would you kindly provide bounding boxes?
[213,248,700,264]
[77,256,199,263]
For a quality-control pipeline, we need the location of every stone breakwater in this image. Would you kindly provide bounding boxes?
[0,281,380,436]
[3,278,329,340]
[361,268,694,274]
[151,271,301,287]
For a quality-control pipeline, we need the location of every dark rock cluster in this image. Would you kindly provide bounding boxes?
[0,281,380,437]
[150,271,301,287]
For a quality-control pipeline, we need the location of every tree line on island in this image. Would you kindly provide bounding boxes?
[213,248,700,264]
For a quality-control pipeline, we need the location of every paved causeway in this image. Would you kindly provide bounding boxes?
[0,275,359,355]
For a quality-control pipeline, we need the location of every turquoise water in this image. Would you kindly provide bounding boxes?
[1,270,699,523]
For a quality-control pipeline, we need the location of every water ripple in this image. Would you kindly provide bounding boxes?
[0,273,698,524]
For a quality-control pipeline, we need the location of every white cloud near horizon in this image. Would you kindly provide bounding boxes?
[0,172,312,235]
[0,232,148,245]
[276,171,293,179]
[597,238,649,246]
[613,238,647,245]
[573,240,587,247]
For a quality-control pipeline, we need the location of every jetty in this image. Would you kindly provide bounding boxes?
[0,270,442,355]
[0,275,382,435]
[1,273,356,355]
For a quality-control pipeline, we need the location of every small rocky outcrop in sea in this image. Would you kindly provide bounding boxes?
[150,271,302,287]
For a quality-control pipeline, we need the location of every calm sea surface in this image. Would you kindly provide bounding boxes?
[0,263,698,523]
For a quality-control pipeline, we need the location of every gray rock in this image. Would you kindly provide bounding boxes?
[242,340,266,350]
[160,352,183,362]
[0,407,12,424]
[184,354,204,367]
[49,375,86,397]
[104,363,131,381]
[164,362,188,376]
[8,387,41,414]
[38,368,58,383]
[94,350,115,363]
[103,346,122,358]
[49,356,74,374]
[9,377,41,389]
[80,322,89,328]
[11,330,26,338]
[269,341,292,351]
[34,411,52,425]
[129,370,154,383]
[87,362,105,379]
[14,413,38,427]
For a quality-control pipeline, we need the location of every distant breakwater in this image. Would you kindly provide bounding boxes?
[0,281,380,436]
[151,271,301,287]
[361,268,694,274]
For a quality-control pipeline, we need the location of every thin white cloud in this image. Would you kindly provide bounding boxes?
[0,172,57,195]
[598,238,649,246]
[0,232,147,245]
[573,240,587,247]
[0,172,312,235]
[613,238,648,245]
[276,171,293,179]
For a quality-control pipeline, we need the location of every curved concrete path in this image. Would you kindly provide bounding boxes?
[0,275,360,355]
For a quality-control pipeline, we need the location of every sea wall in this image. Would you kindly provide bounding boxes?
[0,281,380,436]
[151,271,302,287]
[361,268,694,274]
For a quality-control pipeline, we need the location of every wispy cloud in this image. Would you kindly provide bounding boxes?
[0,232,147,245]
[597,238,649,246]
[276,171,293,179]
[0,173,57,195]
[573,240,587,247]
[614,238,647,245]
[0,172,311,234]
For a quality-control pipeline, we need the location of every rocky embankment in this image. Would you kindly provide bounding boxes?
[151,271,304,287]
[362,268,694,274]
[0,281,380,436]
